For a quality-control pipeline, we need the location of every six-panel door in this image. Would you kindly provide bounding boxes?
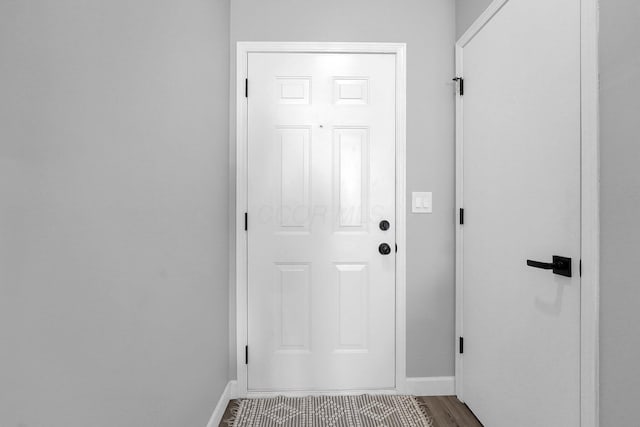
[247,53,397,391]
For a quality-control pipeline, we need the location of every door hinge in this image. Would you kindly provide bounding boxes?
[245,78,248,98]
[395,243,398,253]
[244,212,248,231]
[453,77,464,96]
[245,345,248,364]
[459,337,464,354]
[459,208,464,225]
[580,259,582,277]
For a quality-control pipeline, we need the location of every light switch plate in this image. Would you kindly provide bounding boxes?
[412,192,432,213]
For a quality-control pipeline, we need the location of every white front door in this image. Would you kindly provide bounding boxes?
[458,0,581,426]
[247,52,397,391]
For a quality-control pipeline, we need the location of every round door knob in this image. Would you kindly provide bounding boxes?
[379,220,390,231]
[378,243,392,255]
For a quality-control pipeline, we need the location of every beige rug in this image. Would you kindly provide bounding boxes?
[227,394,434,427]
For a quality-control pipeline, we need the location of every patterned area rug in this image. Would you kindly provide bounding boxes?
[226,395,434,427]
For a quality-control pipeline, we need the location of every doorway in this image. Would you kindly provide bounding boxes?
[235,43,407,395]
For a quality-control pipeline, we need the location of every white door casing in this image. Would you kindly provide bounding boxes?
[455,1,599,426]
[235,43,407,396]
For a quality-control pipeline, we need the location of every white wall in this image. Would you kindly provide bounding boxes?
[599,0,640,424]
[0,1,230,426]
[229,0,456,378]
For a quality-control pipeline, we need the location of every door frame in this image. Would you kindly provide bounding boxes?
[234,42,407,397]
[454,1,600,426]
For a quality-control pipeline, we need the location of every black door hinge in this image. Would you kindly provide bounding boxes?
[453,77,464,96]
[244,212,248,231]
[459,337,464,354]
[245,78,248,98]
[459,208,464,225]
[245,345,248,364]
[580,259,582,277]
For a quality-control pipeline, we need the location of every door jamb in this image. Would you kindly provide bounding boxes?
[454,1,600,426]
[234,42,407,397]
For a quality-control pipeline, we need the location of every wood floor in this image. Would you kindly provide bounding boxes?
[219,395,483,427]
[415,396,483,427]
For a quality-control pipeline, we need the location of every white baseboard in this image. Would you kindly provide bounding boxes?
[405,376,455,396]
[206,380,238,427]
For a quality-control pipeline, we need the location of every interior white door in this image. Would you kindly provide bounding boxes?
[247,52,396,391]
[460,0,581,426]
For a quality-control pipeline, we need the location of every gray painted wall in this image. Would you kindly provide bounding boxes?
[599,1,640,424]
[0,1,230,426]
[229,0,456,378]
[456,0,640,423]
[455,0,493,38]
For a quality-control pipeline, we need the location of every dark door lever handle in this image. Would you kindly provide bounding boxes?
[526,260,556,269]
[526,256,572,277]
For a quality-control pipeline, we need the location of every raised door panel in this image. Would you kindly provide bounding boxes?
[334,127,369,231]
[278,127,311,230]
[276,264,311,351]
[335,264,369,351]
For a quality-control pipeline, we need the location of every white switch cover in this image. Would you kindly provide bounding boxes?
[412,192,432,213]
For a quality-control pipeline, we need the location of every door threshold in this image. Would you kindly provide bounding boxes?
[244,388,399,398]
